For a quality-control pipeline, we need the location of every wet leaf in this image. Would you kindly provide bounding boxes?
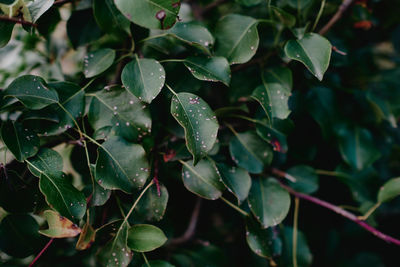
[84,49,116,78]
[183,56,231,86]
[217,163,251,203]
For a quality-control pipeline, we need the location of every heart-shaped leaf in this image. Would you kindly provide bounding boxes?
[252,67,293,124]
[88,85,152,142]
[183,56,231,86]
[284,33,332,81]
[181,159,225,200]
[1,121,39,162]
[171,92,219,164]
[229,131,273,174]
[217,163,251,203]
[248,178,291,228]
[84,49,116,78]
[121,57,165,103]
[28,148,63,177]
[133,183,169,222]
[114,0,180,29]
[168,22,214,53]
[95,136,150,193]
[39,171,87,220]
[215,14,259,64]
[377,177,400,203]
[4,75,59,110]
[39,210,82,238]
[127,224,167,252]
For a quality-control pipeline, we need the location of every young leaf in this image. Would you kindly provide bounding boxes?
[121,57,165,103]
[39,171,87,220]
[171,92,219,164]
[28,148,63,177]
[114,0,180,30]
[377,177,400,203]
[229,131,273,174]
[4,75,59,109]
[1,121,39,162]
[181,159,225,200]
[183,56,231,86]
[168,22,214,53]
[88,85,152,142]
[127,224,167,252]
[286,165,319,194]
[248,178,291,228]
[284,33,332,81]
[252,67,293,124]
[84,49,116,78]
[95,136,150,193]
[39,210,82,238]
[133,183,169,222]
[217,163,251,204]
[215,14,259,64]
[246,216,282,258]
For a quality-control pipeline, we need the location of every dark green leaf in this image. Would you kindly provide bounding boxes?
[168,22,214,53]
[0,21,14,48]
[284,33,332,81]
[377,177,400,203]
[181,159,225,200]
[217,163,251,203]
[95,136,150,193]
[286,165,319,194]
[248,178,291,228]
[93,0,130,35]
[66,9,102,48]
[127,224,167,252]
[28,148,63,177]
[121,57,165,103]
[171,92,219,164]
[133,183,169,222]
[282,227,313,267]
[183,56,231,86]
[271,6,296,28]
[92,178,112,207]
[84,49,116,78]
[215,14,259,64]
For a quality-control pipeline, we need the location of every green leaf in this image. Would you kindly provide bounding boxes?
[39,171,87,220]
[215,14,259,64]
[217,163,251,203]
[92,179,112,207]
[171,92,219,164]
[0,214,42,258]
[377,177,400,203]
[183,56,231,86]
[1,121,39,162]
[28,148,63,177]
[97,221,133,267]
[133,183,169,222]
[39,210,82,238]
[93,0,130,35]
[88,85,152,142]
[284,33,332,81]
[127,224,167,252]
[271,6,296,28]
[287,0,313,9]
[286,165,319,194]
[0,21,14,48]
[282,227,313,267]
[121,57,165,103]
[95,136,150,193]
[27,0,54,23]
[66,9,102,48]
[168,22,214,53]
[235,0,263,7]
[337,127,381,171]
[229,131,273,174]
[246,216,282,258]
[181,159,225,200]
[76,223,96,250]
[248,178,291,228]
[252,67,293,124]
[4,75,59,109]
[84,49,116,78]
[114,0,180,30]
[141,261,175,267]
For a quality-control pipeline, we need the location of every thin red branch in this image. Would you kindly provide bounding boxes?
[29,238,54,267]
[53,0,74,6]
[153,158,161,197]
[0,15,37,27]
[319,0,355,35]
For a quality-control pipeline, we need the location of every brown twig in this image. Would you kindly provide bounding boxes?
[318,0,355,35]
[168,197,202,245]
[272,171,400,246]
[0,15,37,27]
[53,0,74,6]
[29,238,54,267]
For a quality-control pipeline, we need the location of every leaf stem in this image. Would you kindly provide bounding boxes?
[318,0,355,35]
[159,59,185,63]
[165,83,178,96]
[358,202,381,221]
[220,196,249,216]
[312,0,326,32]
[142,253,150,267]
[315,169,345,177]
[292,197,299,267]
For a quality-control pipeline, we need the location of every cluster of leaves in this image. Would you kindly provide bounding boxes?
[1,0,400,266]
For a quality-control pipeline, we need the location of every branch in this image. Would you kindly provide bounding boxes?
[168,197,202,246]
[277,181,400,246]
[0,15,37,27]
[29,238,54,267]
[318,0,355,35]
[53,0,74,6]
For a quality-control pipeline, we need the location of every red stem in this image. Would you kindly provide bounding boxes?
[153,158,161,197]
[29,238,54,267]
[279,182,400,246]
[0,15,37,27]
